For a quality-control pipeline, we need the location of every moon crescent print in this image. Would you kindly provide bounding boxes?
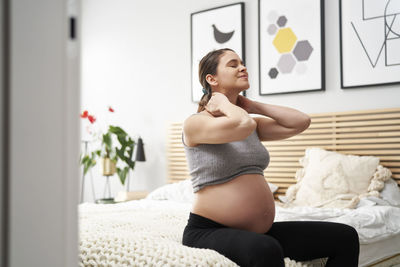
[212,24,235,44]
[190,3,245,102]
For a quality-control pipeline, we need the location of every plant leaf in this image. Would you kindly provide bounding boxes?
[116,147,125,161]
[109,125,127,136]
[103,133,112,150]
[117,166,129,185]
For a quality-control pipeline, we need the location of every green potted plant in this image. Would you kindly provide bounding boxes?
[80,107,136,186]
[97,125,136,185]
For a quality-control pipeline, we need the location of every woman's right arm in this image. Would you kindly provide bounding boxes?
[183,93,256,145]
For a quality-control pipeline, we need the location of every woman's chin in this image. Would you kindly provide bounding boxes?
[240,84,250,91]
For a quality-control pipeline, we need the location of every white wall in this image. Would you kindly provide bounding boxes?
[81,0,400,202]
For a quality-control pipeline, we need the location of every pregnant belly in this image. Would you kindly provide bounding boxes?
[192,174,276,234]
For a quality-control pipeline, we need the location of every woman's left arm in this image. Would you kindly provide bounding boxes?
[237,96,311,141]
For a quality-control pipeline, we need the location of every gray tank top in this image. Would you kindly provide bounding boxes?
[182,126,270,193]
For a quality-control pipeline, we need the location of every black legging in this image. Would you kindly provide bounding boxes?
[182,212,360,267]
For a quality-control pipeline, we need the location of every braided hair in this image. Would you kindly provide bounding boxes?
[197,48,234,113]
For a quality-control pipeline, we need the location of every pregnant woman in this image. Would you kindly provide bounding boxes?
[181,48,359,267]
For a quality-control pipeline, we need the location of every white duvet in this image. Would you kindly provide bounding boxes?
[275,204,400,244]
[79,198,400,266]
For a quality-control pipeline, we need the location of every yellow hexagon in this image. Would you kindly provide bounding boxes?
[273,28,297,53]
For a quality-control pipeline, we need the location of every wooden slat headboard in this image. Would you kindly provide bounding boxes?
[167,107,400,199]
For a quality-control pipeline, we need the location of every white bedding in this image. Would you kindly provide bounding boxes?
[79,200,236,267]
[79,198,400,266]
[274,204,400,244]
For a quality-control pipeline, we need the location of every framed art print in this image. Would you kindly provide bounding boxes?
[258,0,325,95]
[339,0,400,88]
[191,3,245,102]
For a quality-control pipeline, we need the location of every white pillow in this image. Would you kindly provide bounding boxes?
[285,147,391,209]
[146,179,194,203]
[146,180,279,202]
[268,182,278,193]
[380,178,400,207]
[357,179,400,208]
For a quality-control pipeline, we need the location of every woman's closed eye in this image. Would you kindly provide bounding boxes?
[226,58,245,68]
[230,64,246,69]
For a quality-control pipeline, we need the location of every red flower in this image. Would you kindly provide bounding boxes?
[108,106,114,113]
[80,110,89,118]
[88,115,96,124]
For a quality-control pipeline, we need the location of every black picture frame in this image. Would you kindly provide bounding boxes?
[190,3,246,103]
[339,0,400,89]
[258,0,325,95]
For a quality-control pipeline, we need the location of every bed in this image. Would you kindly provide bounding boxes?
[79,107,400,267]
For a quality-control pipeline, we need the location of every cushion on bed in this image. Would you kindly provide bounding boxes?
[284,147,392,209]
[380,178,400,207]
[146,179,194,202]
[146,179,279,203]
[268,182,279,193]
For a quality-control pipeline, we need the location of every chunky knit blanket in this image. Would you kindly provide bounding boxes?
[79,200,327,267]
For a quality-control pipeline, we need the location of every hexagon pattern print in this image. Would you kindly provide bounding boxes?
[259,0,325,95]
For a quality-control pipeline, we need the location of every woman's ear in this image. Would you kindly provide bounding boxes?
[206,74,218,87]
